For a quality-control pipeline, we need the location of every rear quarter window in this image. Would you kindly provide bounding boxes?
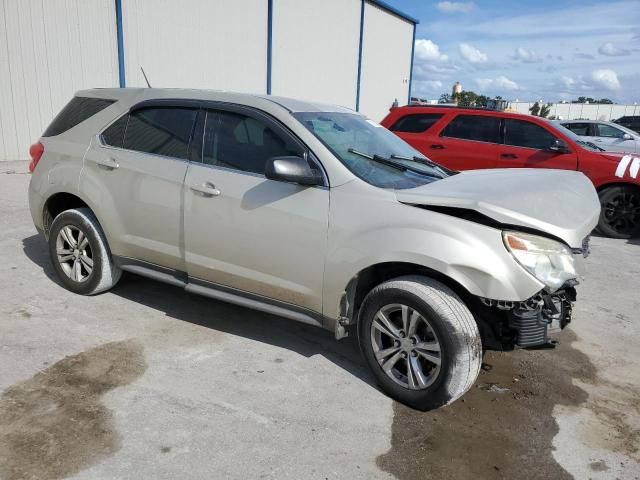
[43,97,115,137]
[390,113,443,133]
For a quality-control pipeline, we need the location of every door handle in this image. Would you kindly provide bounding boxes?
[501,153,518,159]
[94,157,119,170]
[430,144,445,150]
[190,182,221,197]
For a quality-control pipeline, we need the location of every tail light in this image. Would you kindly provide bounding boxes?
[28,141,44,172]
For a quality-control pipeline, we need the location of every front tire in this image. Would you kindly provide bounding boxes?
[48,208,121,295]
[358,276,482,410]
[597,185,640,239]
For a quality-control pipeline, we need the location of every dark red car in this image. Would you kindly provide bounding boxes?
[381,106,640,238]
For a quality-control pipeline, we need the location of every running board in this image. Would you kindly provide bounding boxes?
[115,256,323,328]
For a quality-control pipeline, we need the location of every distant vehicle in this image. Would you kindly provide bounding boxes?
[613,115,640,134]
[381,105,640,238]
[559,120,639,153]
[29,89,599,410]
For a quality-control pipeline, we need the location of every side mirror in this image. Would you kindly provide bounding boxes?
[265,155,323,186]
[548,139,570,153]
[622,133,633,140]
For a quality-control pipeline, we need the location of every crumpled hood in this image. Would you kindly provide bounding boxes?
[395,168,600,247]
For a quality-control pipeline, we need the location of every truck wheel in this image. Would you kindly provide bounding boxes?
[48,208,121,295]
[358,275,481,410]
[597,185,640,239]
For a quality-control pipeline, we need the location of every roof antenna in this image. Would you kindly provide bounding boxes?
[140,67,152,88]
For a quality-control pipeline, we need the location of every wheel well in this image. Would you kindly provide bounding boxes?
[43,193,89,234]
[340,262,472,326]
[596,182,640,194]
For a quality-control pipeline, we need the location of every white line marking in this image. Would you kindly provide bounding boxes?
[615,155,632,178]
[629,157,640,179]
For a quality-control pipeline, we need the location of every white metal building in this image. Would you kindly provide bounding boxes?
[0,0,417,161]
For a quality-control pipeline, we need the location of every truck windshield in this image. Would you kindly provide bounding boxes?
[293,112,449,189]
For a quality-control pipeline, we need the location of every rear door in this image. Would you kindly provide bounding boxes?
[82,103,198,270]
[592,123,638,153]
[431,114,501,170]
[183,104,329,312]
[497,118,578,170]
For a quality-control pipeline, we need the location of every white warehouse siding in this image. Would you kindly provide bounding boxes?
[359,2,414,121]
[121,0,268,92]
[0,0,417,161]
[0,0,119,161]
[271,0,361,109]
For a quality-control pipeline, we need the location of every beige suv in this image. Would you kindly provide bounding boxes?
[28,89,599,409]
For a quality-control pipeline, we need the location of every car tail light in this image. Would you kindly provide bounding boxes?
[28,141,44,172]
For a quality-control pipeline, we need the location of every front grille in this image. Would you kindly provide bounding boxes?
[510,307,548,347]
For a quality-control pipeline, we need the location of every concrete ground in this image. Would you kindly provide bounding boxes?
[0,160,638,480]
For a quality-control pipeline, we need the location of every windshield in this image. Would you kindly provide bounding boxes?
[293,112,448,189]
[547,121,604,152]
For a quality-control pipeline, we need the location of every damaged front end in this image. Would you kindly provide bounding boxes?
[474,285,577,350]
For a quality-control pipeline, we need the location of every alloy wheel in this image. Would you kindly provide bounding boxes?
[603,189,640,236]
[370,303,442,390]
[55,225,93,282]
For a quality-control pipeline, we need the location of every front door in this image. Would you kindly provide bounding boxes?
[183,106,329,313]
[497,118,578,170]
[82,105,198,270]
[593,123,638,153]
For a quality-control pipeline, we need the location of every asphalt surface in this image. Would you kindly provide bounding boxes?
[0,160,638,480]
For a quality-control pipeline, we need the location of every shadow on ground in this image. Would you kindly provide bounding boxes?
[21,234,375,390]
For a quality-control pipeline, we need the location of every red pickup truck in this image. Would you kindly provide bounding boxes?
[381,105,640,238]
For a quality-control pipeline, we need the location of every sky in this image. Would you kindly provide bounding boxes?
[385,0,640,103]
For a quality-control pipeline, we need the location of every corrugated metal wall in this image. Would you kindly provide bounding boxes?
[0,0,415,160]
[121,0,268,92]
[359,2,413,121]
[271,0,361,109]
[0,0,119,160]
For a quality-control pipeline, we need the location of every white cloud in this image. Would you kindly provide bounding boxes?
[511,47,542,63]
[590,69,621,90]
[414,39,449,63]
[598,42,631,56]
[435,1,475,13]
[574,52,595,60]
[458,43,488,64]
[418,80,444,91]
[476,76,519,91]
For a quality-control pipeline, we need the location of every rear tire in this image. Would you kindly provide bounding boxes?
[597,185,640,239]
[48,208,121,295]
[358,275,482,411]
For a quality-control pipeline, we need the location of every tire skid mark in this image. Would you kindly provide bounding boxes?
[0,340,146,480]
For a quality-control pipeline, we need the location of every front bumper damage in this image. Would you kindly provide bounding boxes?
[475,285,577,350]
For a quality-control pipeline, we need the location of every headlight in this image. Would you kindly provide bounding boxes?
[503,231,577,291]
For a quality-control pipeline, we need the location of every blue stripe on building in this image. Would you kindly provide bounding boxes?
[267,0,273,95]
[115,0,126,87]
[355,0,365,111]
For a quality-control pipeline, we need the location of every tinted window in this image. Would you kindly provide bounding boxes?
[390,114,443,133]
[101,114,129,147]
[441,115,500,143]
[189,110,205,162]
[595,124,624,138]
[562,123,590,136]
[505,119,556,150]
[202,110,300,174]
[124,107,197,159]
[43,97,115,137]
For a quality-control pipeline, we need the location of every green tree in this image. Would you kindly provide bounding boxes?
[438,93,452,104]
[530,102,552,118]
[529,102,541,116]
[453,90,479,107]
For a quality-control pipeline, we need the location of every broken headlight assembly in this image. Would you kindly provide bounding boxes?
[503,231,578,292]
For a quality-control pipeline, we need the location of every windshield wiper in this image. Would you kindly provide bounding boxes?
[390,154,452,175]
[347,148,441,177]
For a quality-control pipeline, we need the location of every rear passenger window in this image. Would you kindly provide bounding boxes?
[562,123,590,136]
[504,119,556,150]
[43,97,115,137]
[441,115,500,143]
[101,114,129,148]
[124,107,197,159]
[202,110,300,174]
[390,114,443,133]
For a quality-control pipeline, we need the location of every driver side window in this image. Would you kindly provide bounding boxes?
[504,119,557,150]
[202,110,300,174]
